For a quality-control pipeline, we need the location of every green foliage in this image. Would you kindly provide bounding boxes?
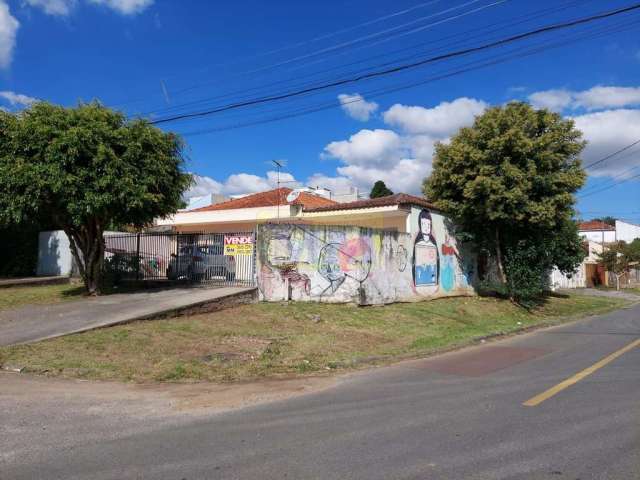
[424,102,587,300]
[0,102,192,293]
[597,239,640,275]
[369,180,394,198]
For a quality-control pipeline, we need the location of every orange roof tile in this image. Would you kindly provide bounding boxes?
[303,193,438,212]
[190,188,337,212]
[578,220,616,231]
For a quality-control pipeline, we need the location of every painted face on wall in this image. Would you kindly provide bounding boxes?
[420,217,432,237]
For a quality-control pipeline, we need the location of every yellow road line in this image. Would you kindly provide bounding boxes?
[523,337,640,407]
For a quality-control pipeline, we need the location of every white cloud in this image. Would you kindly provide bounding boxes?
[184,170,300,199]
[528,89,573,112]
[0,1,19,69]
[24,0,77,16]
[529,85,640,112]
[322,129,404,167]
[572,109,640,177]
[383,97,487,136]
[184,174,223,199]
[87,0,153,15]
[574,86,640,110]
[337,93,378,121]
[0,90,38,107]
[317,98,490,194]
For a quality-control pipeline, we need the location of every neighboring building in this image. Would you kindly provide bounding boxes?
[182,193,228,211]
[615,220,640,243]
[578,220,616,243]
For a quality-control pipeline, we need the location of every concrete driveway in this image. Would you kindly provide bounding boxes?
[0,286,256,346]
[1,301,639,479]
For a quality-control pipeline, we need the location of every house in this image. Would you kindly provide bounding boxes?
[156,187,477,304]
[578,219,640,244]
[158,187,442,234]
[615,219,640,243]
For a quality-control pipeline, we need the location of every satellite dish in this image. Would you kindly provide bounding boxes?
[286,190,301,203]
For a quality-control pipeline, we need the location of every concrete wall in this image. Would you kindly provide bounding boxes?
[579,230,616,243]
[37,230,73,276]
[257,208,476,304]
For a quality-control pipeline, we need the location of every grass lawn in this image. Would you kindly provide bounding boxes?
[0,294,627,383]
[0,284,85,312]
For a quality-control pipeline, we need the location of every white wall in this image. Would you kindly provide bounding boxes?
[37,230,73,276]
[579,230,616,243]
[616,220,640,243]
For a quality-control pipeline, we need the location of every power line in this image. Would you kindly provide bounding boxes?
[168,0,508,99]
[141,0,580,119]
[584,138,640,170]
[150,3,640,126]
[176,16,640,136]
[579,172,640,198]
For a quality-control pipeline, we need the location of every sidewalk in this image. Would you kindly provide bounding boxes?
[0,286,256,346]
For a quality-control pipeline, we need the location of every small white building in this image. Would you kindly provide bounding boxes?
[615,220,640,243]
[578,220,616,243]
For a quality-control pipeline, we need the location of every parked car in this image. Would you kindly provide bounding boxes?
[166,243,236,281]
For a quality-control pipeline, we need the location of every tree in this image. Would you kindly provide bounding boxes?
[0,102,191,294]
[424,102,587,301]
[597,239,640,290]
[370,180,394,198]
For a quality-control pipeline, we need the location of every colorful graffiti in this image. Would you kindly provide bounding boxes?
[258,224,412,304]
[257,212,476,304]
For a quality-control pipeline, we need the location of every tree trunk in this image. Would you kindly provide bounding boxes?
[64,220,104,295]
[495,227,506,284]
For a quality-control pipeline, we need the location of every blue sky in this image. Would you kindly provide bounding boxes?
[1,0,640,223]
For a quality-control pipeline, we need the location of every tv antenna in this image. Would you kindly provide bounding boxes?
[272,160,284,222]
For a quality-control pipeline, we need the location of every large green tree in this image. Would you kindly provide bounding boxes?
[424,102,586,299]
[0,102,191,294]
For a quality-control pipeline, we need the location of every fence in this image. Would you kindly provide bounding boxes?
[104,232,256,287]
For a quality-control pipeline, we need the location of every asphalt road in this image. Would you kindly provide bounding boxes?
[2,301,639,479]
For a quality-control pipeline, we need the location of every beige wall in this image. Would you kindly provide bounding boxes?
[174,211,409,234]
[175,222,258,234]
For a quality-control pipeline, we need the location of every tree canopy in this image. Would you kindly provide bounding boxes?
[370,180,394,198]
[424,101,587,301]
[0,102,192,294]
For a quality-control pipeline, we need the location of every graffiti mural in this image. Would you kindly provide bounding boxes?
[413,210,439,296]
[258,224,413,304]
[257,212,476,304]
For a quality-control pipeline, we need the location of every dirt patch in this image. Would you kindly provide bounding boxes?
[0,370,338,416]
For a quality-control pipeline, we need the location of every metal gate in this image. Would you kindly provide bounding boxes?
[104,232,256,287]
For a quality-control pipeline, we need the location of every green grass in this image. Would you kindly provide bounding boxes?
[0,293,627,383]
[0,284,85,311]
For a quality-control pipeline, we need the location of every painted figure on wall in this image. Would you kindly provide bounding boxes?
[441,233,459,292]
[413,209,439,287]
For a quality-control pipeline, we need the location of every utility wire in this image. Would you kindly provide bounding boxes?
[579,172,640,198]
[150,3,640,126]
[139,1,589,119]
[142,1,574,119]
[176,16,640,136]
[584,138,640,169]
